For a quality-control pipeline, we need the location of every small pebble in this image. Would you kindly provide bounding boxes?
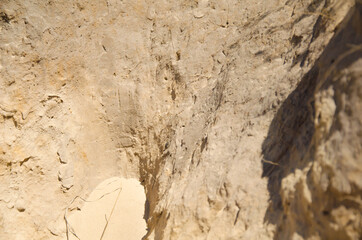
[15,199,26,212]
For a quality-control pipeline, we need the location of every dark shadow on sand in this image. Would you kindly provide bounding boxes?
[261,3,362,238]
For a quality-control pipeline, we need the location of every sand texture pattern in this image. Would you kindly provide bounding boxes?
[0,0,361,239]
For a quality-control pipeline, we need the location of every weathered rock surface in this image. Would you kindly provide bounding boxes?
[0,0,361,239]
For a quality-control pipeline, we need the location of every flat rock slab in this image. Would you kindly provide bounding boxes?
[67,177,147,240]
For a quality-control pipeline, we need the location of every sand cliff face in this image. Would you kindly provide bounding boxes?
[0,0,361,239]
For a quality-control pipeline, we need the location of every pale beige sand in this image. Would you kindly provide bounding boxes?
[67,177,147,240]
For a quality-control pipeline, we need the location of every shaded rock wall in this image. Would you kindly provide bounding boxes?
[262,4,362,239]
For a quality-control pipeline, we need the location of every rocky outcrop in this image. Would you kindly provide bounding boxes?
[0,0,360,239]
[262,3,362,239]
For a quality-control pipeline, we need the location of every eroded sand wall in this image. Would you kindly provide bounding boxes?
[0,0,361,239]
